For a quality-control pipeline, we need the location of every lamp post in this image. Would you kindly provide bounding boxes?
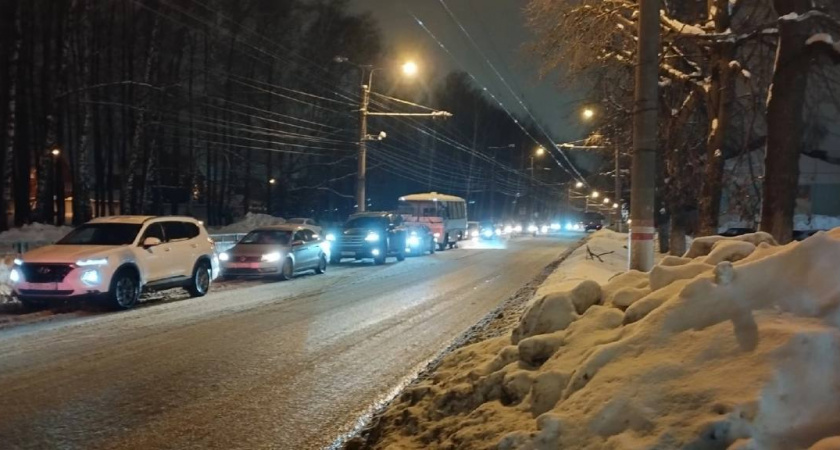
[335,57,451,213]
[529,146,545,218]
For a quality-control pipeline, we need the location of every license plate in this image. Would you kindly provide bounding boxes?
[228,263,260,269]
[32,283,59,290]
[341,251,356,256]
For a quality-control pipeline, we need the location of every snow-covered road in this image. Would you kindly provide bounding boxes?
[0,235,579,449]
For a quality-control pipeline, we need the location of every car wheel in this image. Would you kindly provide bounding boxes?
[278,258,295,280]
[330,254,341,264]
[187,260,212,298]
[109,270,140,310]
[396,247,406,262]
[17,296,47,312]
[315,255,327,274]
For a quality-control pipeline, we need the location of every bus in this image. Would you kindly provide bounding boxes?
[398,192,467,251]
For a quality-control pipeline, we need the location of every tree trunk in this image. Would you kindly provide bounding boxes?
[2,2,22,231]
[72,0,94,225]
[760,0,812,244]
[697,0,736,237]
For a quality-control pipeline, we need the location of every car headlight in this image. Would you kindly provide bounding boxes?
[365,232,380,242]
[433,232,441,238]
[541,226,549,234]
[528,225,538,233]
[13,258,23,266]
[408,235,421,246]
[9,268,21,284]
[551,223,561,231]
[76,258,108,267]
[482,229,493,238]
[504,226,513,234]
[515,225,523,233]
[470,230,479,238]
[262,252,282,263]
[80,269,101,286]
[219,252,230,262]
[326,233,336,242]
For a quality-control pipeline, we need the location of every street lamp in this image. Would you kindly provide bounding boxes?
[603,198,610,204]
[591,191,600,198]
[269,178,276,185]
[575,181,584,189]
[613,203,619,209]
[51,148,60,157]
[529,147,546,218]
[335,56,450,212]
[582,108,595,121]
[401,61,418,76]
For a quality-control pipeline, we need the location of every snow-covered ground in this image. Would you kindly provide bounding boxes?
[370,228,840,450]
[719,214,840,232]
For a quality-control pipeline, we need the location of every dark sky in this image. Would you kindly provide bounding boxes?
[346,0,587,145]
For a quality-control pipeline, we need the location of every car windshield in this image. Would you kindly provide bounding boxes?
[240,230,292,245]
[345,217,385,229]
[57,223,142,246]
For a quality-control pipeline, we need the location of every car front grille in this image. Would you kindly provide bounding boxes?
[341,236,366,247]
[20,264,74,283]
[232,256,262,263]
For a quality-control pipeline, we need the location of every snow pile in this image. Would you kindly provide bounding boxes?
[719,214,840,233]
[0,258,13,303]
[211,213,285,234]
[0,222,73,245]
[371,229,840,450]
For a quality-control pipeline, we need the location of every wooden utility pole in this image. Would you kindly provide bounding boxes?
[629,0,660,271]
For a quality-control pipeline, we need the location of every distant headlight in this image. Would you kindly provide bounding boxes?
[326,233,336,242]
[13,258,23,266]
[527,225,538,233]
[407,235,421,246]
[503,225,513,234]
[219,252,230,262]
[515,225,523,233]
[541,225,549,234]
[495,228,502,236]
[482,229,493,238]
[9,268,21,284]
[262,252,282,263]
[365,232,380,242]
[470,230,479,238]
[565,222,574,231]
[76,258,108,267]
[551,223,561,231]
[80,269,101,286]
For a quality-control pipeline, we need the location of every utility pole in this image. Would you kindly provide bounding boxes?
[629,0,660,271]
[357,69,371,212]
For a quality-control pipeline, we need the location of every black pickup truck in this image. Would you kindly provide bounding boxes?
[328,212,407,265]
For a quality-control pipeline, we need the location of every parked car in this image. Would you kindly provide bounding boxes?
[328,212,407,265]
[720,227,755,237]
[219,225,327,280]
[9,216,219,310]
[405,224,436,256]
[584,220,603,232]
[286,218,322,235]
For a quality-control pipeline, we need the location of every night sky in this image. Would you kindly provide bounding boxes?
[347,0,588,145]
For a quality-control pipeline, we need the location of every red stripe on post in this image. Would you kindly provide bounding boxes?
[630,233,655,240]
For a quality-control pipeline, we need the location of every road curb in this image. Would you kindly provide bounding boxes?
[338,234,593,450]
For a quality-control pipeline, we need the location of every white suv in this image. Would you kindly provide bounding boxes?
[10,216,220,310]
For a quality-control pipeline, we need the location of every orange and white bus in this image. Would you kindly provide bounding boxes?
[398,192,467,251]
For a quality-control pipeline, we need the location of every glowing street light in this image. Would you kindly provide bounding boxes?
[575,181,584,189]
[535,146,546,156]
[591,191,600,198]
[603,198,610,204]
[582,108,595,121]
[613,203,619,209]
[269,178,276,185]
[401,61,418,77]
[51,148,61,157]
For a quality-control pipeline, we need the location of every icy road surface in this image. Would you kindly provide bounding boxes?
[0,235,579,449]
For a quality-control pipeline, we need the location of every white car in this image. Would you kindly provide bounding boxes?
[10,216,219,310]
[285,218,322,235]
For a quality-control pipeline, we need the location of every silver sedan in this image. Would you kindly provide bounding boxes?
[219,225,328,280]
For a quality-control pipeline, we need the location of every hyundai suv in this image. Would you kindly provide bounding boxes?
[10,216,219,310]
[328,212,407,265]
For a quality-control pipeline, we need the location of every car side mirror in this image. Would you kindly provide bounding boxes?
[143,237,162,248]
[292,240,304,247]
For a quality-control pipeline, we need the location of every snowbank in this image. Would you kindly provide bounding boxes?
[210,213,286,234]
[371,229,840,450]
[0,222,73,246]
[719,214,840,232]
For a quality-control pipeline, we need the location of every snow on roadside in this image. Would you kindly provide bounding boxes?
[0,222,73,246]
[210,212,286,234]
[368,228,840,450]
